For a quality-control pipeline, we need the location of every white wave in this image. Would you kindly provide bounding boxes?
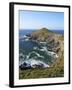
[30,59,49,68]
[28,51,44,59]
[40,42,46,44]
[19,35,27,39]
[33,47,38,50]
[26,55,29,59]
[19,53,25,58]
[40,47,48,52]
[25,38,29,41]
[39,46,58,58]
[48,51,58,58]
[21,59,49,68]
[23,35,27,38]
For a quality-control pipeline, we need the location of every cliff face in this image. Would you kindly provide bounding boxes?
[31,28,64,54]
[31,28,63,42]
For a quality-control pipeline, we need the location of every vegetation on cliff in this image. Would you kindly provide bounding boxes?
[19,27,64,79]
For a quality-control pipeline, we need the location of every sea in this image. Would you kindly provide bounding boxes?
[19,29,64,67]
[19,29,64,37]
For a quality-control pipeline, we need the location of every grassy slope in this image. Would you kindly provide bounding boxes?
[31,28,55,41]
[19,54,64,79]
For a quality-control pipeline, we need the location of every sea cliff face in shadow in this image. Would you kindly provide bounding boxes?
[19,28,64,79]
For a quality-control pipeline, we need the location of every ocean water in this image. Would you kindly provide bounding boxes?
[19,29,64,37]
[51,30,64,35]
[19,29,64,67]
[19,29,35,37]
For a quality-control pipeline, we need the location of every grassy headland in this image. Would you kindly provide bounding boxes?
[19,28,64,79]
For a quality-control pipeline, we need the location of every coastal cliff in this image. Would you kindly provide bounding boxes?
[19,28,64,79]
[31,28,64,53]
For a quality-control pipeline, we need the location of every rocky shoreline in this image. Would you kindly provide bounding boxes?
[19,28,64,70]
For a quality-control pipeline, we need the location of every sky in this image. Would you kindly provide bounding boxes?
[19,10,64,30]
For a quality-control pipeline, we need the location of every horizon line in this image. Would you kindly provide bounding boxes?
[19,28,64,30]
